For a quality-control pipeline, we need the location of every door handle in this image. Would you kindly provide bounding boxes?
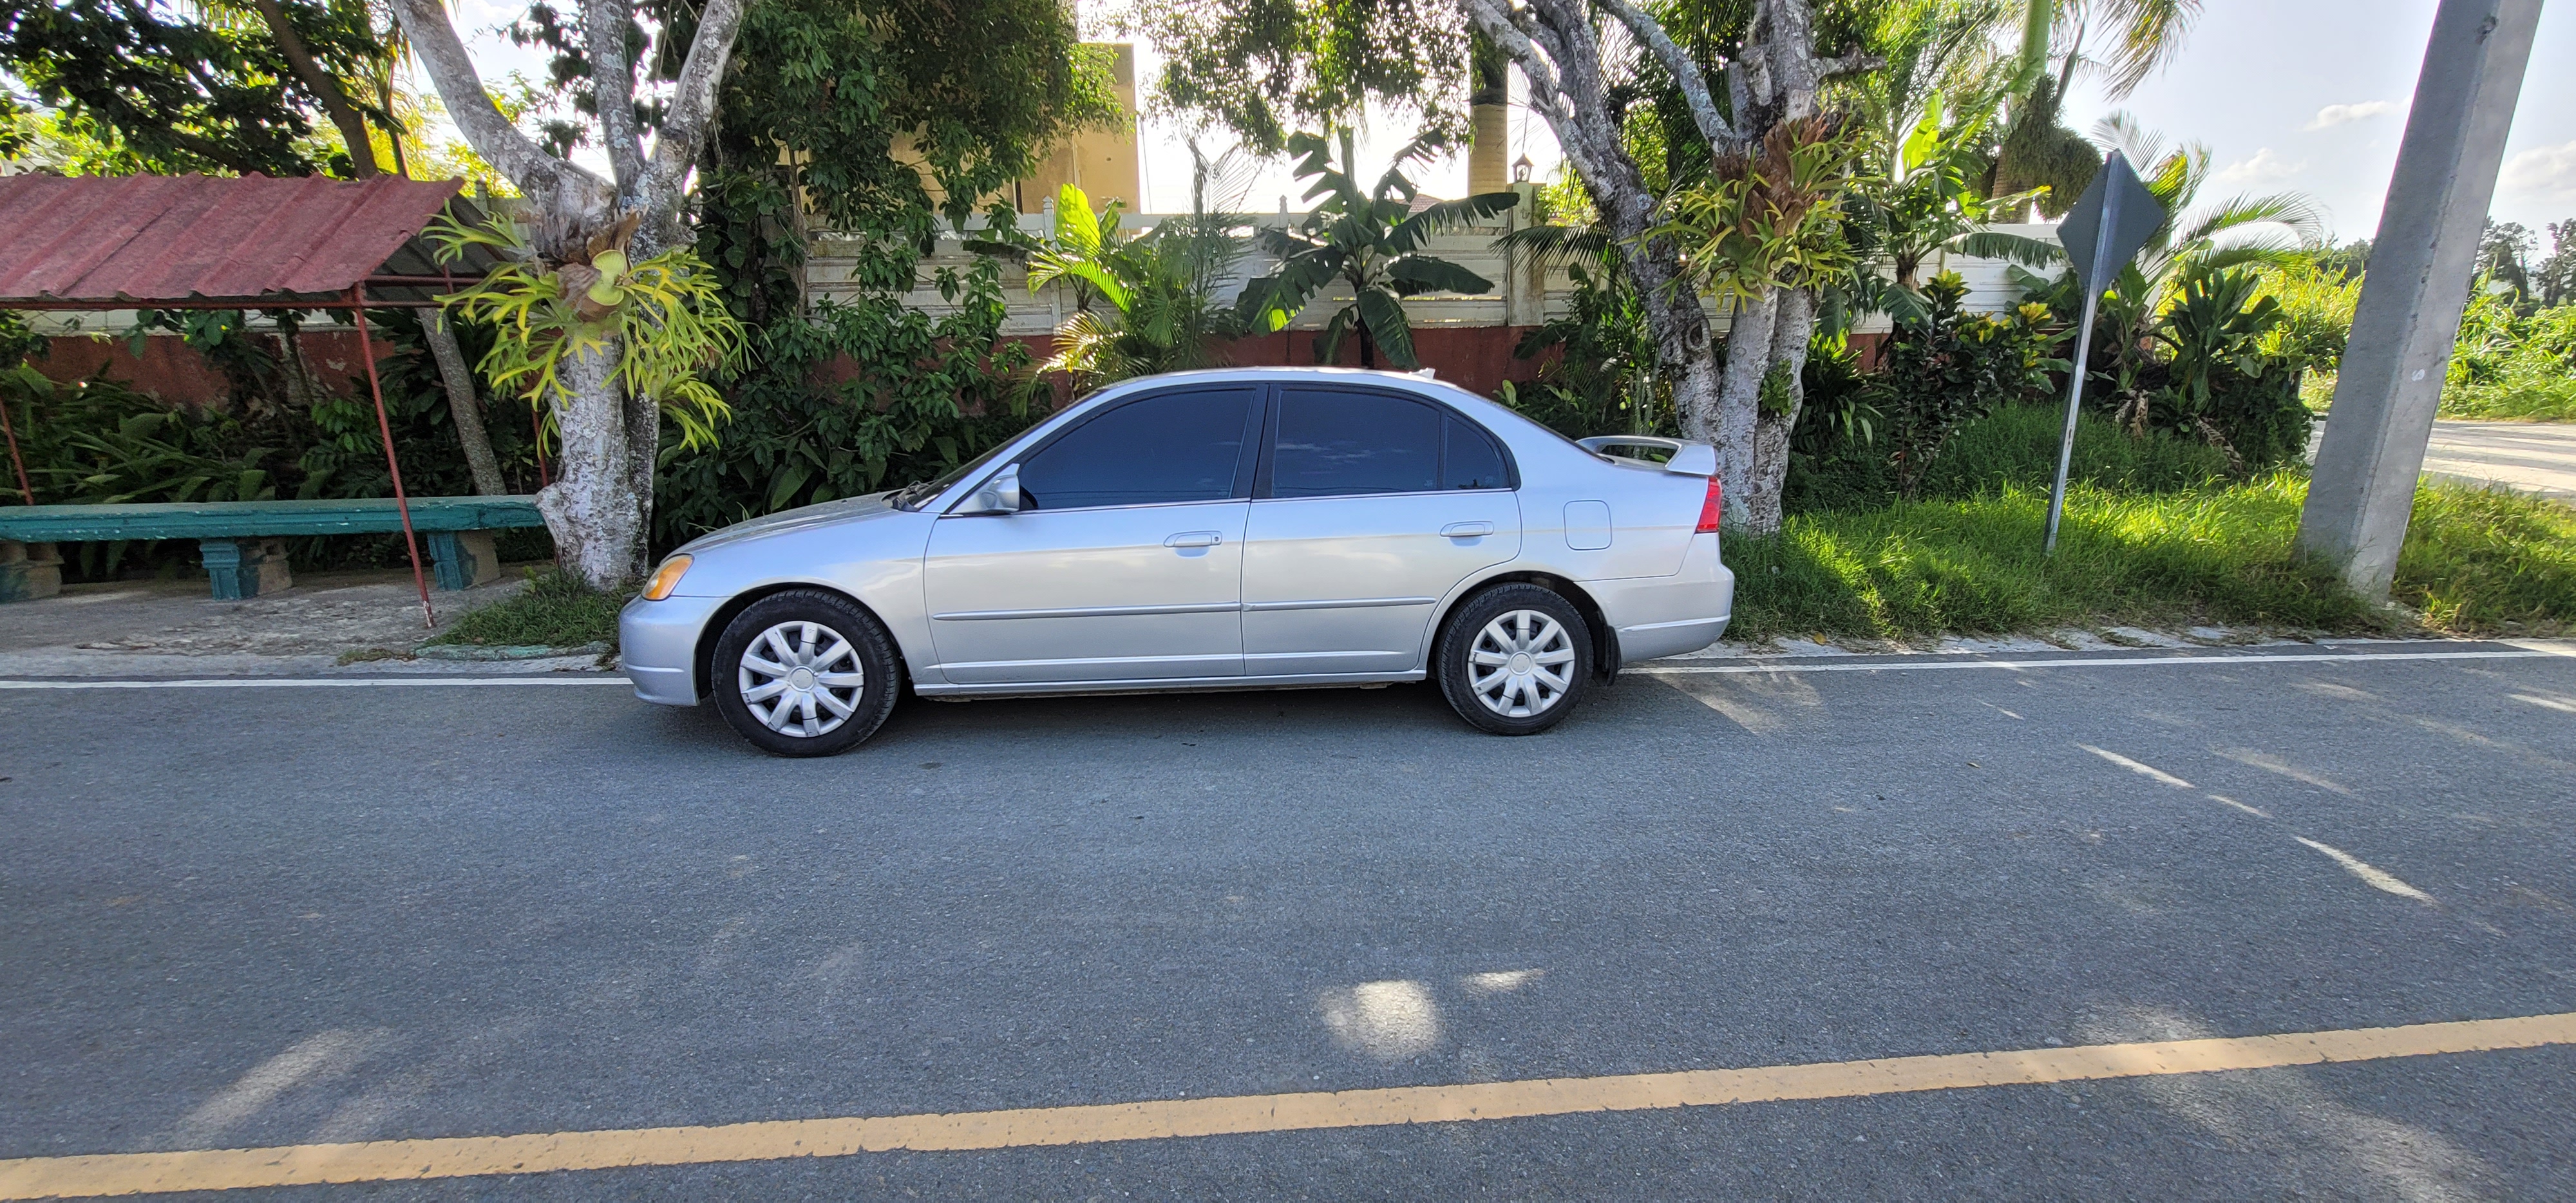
[1439,522,1495,538]
[1164,531,1224,548]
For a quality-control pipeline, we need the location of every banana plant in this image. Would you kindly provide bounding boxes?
[1237,128,1520,370]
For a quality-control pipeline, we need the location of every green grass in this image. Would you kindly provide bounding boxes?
[2396,483,2576,632]
[2439,379,2576,423]
[426,569,629,649]
[1727,471,2576,642]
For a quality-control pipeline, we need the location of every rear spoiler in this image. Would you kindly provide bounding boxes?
[1577,436,1718,477]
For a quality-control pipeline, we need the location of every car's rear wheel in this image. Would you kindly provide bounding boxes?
[1435,583,1592,735]
[710,590,900,757]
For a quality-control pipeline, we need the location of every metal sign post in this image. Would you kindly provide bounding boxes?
[2044,151,2163,554]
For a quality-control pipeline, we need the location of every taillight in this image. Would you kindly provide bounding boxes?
[1694,476,1724,533]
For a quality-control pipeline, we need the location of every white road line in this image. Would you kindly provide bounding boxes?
[2203,793,2271,818]
[0,677,630,690]
[1638,649,2556,675]
[2296,837,2438,903]
[0,647,2558,692]
[2078,744,2195,789]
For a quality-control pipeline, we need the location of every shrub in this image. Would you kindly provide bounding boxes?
[1868,273,2063,498]
[2443,298,2576,422]
[1786,404,2226,514]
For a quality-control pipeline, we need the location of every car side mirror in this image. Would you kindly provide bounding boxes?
[955,464,1023,515]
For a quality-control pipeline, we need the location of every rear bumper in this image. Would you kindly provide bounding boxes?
[620,592,726,706]
[1594,533,1734,663]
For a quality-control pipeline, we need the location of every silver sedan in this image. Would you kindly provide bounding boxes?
[620,367,1736,755]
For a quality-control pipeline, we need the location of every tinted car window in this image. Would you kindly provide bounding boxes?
[1443,416,1511,489]
[1017,388,1254,509]
[1271,388,1442,497]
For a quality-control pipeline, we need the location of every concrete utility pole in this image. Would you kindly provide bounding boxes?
[2295,0,2544,598]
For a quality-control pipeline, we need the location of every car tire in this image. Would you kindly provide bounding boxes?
[710,590,902,757]
[1434,583,1593,735]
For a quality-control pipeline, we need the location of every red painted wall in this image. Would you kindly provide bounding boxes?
[33,331,383,406]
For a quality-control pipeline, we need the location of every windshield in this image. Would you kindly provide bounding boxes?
[889,441,1012,511]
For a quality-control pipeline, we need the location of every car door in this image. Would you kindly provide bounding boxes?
[922,385,1262,685]
[1239,385,1522,677]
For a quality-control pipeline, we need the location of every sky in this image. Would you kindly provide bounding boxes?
[431,0,2576,251]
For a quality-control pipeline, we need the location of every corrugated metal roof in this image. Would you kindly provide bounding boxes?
[0,173,468,305]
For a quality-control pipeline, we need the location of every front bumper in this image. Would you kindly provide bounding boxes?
[620,592,727,706]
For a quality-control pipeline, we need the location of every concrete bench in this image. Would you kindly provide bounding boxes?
[0,496,546,601]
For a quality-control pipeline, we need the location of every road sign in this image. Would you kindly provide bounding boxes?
[2055,153,2163,298]
[2045,151,2164,554]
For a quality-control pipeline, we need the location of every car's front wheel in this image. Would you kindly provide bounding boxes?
[710,590,901,757]
[1434,583,1593,735]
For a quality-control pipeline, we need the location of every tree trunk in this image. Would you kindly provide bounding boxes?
[1714,289,1777,524]
[534,341,649,586]
[1623,231,1724,447]
[248,0,382,177]
[424,310,507,496]
[1742,287,1817,534]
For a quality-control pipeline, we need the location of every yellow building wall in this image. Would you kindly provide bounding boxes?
[1015,44,1141,213]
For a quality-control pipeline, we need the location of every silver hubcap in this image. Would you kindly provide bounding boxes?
[1468,609,1575,718]
[738,620,865,738]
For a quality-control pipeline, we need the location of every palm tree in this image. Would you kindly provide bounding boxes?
[1994,0,2204,215]
[1236,128,1520,370]
[979,147,1257,395]
[2046,114,2322,433]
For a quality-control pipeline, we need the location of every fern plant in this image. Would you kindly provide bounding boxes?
[425,212,744,450]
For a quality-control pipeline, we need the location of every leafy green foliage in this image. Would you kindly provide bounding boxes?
[1652,116,1866,308]
[2151,267,2285,458]
[1785,401,2230,516]
[2253,257,2362,376]
[2443,292,2576,422]
[1494,248,1673,441]
[652,262,1043,547]
[1868,274,2063,498]
[1130,0,1472,155]
[0,322,548,577]
[429,213,743,451]
[1845,91,2050,313]
[0,0,383,176]
[1238,128,1519,369]
[974,182,1249,393]
[663,0,1105,548]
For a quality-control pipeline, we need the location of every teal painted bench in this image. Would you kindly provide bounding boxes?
[0,496,546,601]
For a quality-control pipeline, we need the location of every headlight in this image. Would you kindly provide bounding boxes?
[639,554,693,600]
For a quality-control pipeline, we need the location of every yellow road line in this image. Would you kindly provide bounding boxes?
[7,1011,2571,1198]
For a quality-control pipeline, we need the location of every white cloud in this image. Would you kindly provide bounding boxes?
[2500,142,2576,205]
[2304,101,2396,131]
[2211,148,2309,189]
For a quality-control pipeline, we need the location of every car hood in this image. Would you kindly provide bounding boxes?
[676,492,898,555]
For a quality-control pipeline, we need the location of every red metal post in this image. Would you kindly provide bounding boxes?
[0,386,31,504]
[347,286,435,628]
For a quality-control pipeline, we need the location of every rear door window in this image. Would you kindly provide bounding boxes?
[1016,388,1258,509]
[1269,388,1444,498]
[1442,416,1512,489]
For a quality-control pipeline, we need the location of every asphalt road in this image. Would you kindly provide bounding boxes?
[5,643,2575,1198]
